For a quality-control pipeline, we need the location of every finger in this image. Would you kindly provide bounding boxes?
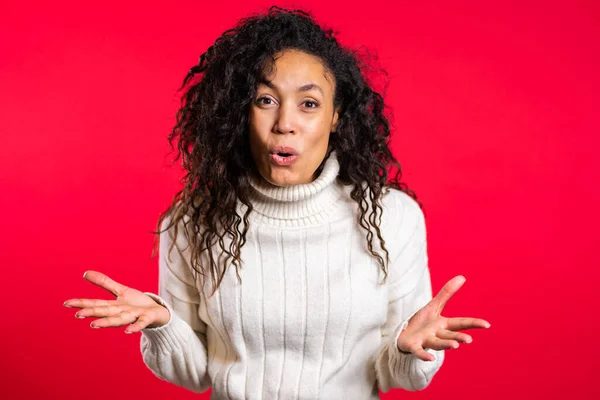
[409,346,436,362]
[436,329,473,344]
[90,310,139,329]
[426,336,460,351]
[63,298,117,309]
[83,270,128,299]
[75,304,130,319]
[446,317,491,331]
[125,314,155,334]
[430,275,466,313]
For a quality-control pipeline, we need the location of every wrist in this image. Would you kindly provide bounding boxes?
[396,332,412,354]
[396,343,412,354]
[155,305,171,327]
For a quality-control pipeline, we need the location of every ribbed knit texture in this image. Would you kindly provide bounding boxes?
[140,152,444,399]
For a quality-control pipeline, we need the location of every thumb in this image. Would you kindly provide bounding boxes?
[83,270,128,298]
[429,275,466,313]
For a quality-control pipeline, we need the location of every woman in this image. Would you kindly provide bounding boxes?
[63,6,490,399]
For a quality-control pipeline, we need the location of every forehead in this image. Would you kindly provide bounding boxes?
[261,49,334,92]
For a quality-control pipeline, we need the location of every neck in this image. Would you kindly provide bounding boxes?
[245,151,346,227]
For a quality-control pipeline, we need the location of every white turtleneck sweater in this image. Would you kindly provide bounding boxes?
[140,152,444,399]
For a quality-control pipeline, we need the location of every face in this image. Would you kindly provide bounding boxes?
[248,49,339,186]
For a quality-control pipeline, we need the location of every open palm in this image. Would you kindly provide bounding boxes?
[63,270,170,333]
[396,275,490,361]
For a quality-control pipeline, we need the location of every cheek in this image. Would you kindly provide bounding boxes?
[249,111,271,141]
[305,118,332,142]
[248,115,263,147]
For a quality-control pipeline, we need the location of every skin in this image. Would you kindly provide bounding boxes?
[63,50,491,361]
[63,272,490,361]
[248,49,339,186]
[63,271,170,333]
[395,275,491,361]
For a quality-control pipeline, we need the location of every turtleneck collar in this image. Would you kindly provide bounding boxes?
[244,151,347,227]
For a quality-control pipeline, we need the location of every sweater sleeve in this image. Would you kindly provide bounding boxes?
[139,215,211,393]
[374,192,445,392]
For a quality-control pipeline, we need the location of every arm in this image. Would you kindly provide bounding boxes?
[374,193,444,392]
[139,215,211,393]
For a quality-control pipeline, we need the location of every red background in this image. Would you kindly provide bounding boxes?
[1,0,598,399]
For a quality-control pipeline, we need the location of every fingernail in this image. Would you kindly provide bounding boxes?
[90,322,98,328]
[63,302,72,308]
[125,330,131,334]
[75,314,84,319]
[83,271,87,279]
[485,322,491,328]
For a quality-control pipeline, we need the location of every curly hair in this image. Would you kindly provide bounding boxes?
[151,5,423,296]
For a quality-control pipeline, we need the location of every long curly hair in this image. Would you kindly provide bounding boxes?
[151,5,423,296]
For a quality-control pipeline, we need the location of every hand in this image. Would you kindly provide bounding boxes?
[396,275,490,361]
[63,270,170,334]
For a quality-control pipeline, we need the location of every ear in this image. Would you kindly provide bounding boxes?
[331,107,340,132]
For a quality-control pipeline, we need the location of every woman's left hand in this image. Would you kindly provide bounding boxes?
[396,275,491,361]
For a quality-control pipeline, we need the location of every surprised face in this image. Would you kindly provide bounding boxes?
[248,49,339,187]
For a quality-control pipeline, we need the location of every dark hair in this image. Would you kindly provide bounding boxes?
[151,5,423,295]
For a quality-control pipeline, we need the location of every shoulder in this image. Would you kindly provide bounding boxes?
[379,187,427,250]
[158,206,195,255]
[381,187,425,228]
[339,183,425,236]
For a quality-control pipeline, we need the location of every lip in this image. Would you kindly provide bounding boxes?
[269,153,298,166]
[270,145,298,156]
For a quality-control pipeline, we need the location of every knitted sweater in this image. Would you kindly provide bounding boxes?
[140,152,444,399]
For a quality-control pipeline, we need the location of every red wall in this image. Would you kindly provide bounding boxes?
[1,0,598,399]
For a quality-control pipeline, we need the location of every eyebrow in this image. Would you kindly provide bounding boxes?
[258,79,324,96]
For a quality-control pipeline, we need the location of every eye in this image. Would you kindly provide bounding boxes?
[256,97,276,106]
[303,100,320,108]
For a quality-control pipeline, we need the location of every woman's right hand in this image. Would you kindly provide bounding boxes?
[63,270,171,334]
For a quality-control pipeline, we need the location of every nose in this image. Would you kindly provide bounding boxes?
[274,103,296,134]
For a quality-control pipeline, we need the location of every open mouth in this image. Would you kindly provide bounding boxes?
[270,152,298,166]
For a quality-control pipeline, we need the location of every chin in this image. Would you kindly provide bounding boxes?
[259,168,303,187]
[265,174,300,187]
